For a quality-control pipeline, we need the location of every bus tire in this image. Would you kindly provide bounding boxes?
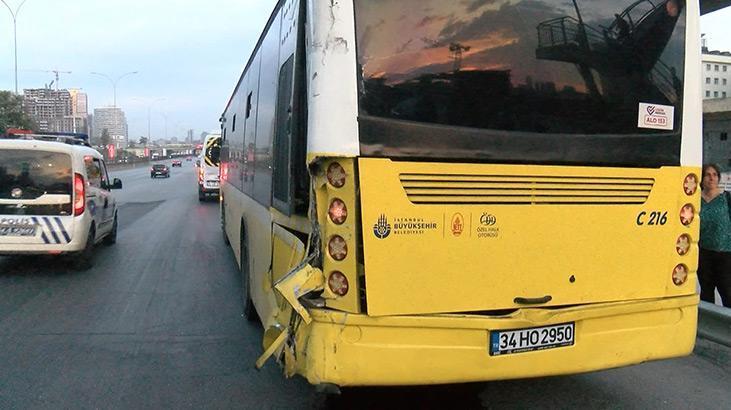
[198,187,205,202]
[240,223,257,322]
[221,201,230,245]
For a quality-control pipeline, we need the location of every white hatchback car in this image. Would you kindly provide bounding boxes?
[0,132,122,269]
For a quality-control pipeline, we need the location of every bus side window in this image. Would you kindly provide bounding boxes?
[272,55,296,214]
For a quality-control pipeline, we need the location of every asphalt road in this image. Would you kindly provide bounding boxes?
[0,161,729,409]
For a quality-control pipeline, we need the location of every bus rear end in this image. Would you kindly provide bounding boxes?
[259,0,700,387]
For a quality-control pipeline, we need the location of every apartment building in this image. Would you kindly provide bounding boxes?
[93,107,129,148]
[702,48,731,100]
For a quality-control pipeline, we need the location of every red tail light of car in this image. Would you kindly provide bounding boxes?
[74,173,85,216]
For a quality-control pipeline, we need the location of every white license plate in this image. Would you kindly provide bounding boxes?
[206,182,219,188]
[0,225,38,237]
[490,322,574,356]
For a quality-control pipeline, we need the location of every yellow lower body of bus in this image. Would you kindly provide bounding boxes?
[293,294,698,386]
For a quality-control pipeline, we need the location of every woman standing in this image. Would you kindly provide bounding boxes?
[699,164,731,307]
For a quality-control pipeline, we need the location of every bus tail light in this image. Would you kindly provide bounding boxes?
[676,234,691,256]
[328,198,347,224]
[73,173,85,216]
[328,235,348,261]
[220,163,228,182]
[683,174,698,196]
[680,204,694,226]
[328,271,349,296]
[318,159,359,313]
[327,162,346,188]
[672,264,688,286]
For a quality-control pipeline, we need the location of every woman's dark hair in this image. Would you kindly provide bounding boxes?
[701,163,722,190]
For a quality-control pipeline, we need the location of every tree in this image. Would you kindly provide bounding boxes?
[0,91,35,134]
[138,136,148,145]
[100,128,111,147]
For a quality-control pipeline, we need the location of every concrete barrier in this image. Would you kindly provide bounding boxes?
[697,301,731,347]
[106,159,151,171]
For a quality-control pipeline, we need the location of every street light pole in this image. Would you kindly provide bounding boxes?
[160,111,168,140]
[90,71,138,107]
[91,71,138,150]
[1,0,29,94]
[138,97,165,142]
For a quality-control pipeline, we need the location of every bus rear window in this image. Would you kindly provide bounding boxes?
[205,137,221,167]
[354,0,686,167]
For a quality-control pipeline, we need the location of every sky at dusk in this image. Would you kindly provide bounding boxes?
[0,1,729,141]
[701,5,731,50]
[0,0,277,141]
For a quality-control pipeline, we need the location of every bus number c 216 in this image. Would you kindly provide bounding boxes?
[636,211,667,226]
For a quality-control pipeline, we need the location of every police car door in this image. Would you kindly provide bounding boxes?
[98,160,116,229]
[84,157,108,236]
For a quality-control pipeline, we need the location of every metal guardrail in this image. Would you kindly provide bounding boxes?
[698,301,731,347]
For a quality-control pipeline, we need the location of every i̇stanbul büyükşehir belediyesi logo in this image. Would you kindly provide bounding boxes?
[373,214,391,239]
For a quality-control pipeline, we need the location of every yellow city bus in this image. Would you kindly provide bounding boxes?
[219,0,701,387]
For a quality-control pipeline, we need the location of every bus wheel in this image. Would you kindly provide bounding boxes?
[240,225,257,322]
[221,201,230,245]
[198,187,205,202]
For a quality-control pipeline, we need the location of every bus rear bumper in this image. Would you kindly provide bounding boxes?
[297,294,698,386]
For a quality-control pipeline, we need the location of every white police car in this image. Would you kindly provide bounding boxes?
[0,132,122,269]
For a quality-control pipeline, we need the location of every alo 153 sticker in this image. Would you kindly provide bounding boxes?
[638,103,674,131]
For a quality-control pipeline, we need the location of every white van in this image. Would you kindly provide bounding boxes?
[0,133,122,269]
[197,132,221,201]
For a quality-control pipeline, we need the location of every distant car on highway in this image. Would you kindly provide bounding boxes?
[171,160,182,167]
[151,164,170,178]
[0,131,122,270]
[186,157,192,162]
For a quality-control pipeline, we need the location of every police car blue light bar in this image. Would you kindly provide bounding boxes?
[1,130,91,146]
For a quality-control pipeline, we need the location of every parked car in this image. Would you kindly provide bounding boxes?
[151,164,170,178]
[172,160,182,167]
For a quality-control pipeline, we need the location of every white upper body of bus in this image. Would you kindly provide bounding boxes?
[222,0,700,167]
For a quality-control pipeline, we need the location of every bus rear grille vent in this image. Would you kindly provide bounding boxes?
[399,173,655,205]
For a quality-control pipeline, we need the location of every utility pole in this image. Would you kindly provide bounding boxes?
[160,111,168,140]
[144,98,165,141]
